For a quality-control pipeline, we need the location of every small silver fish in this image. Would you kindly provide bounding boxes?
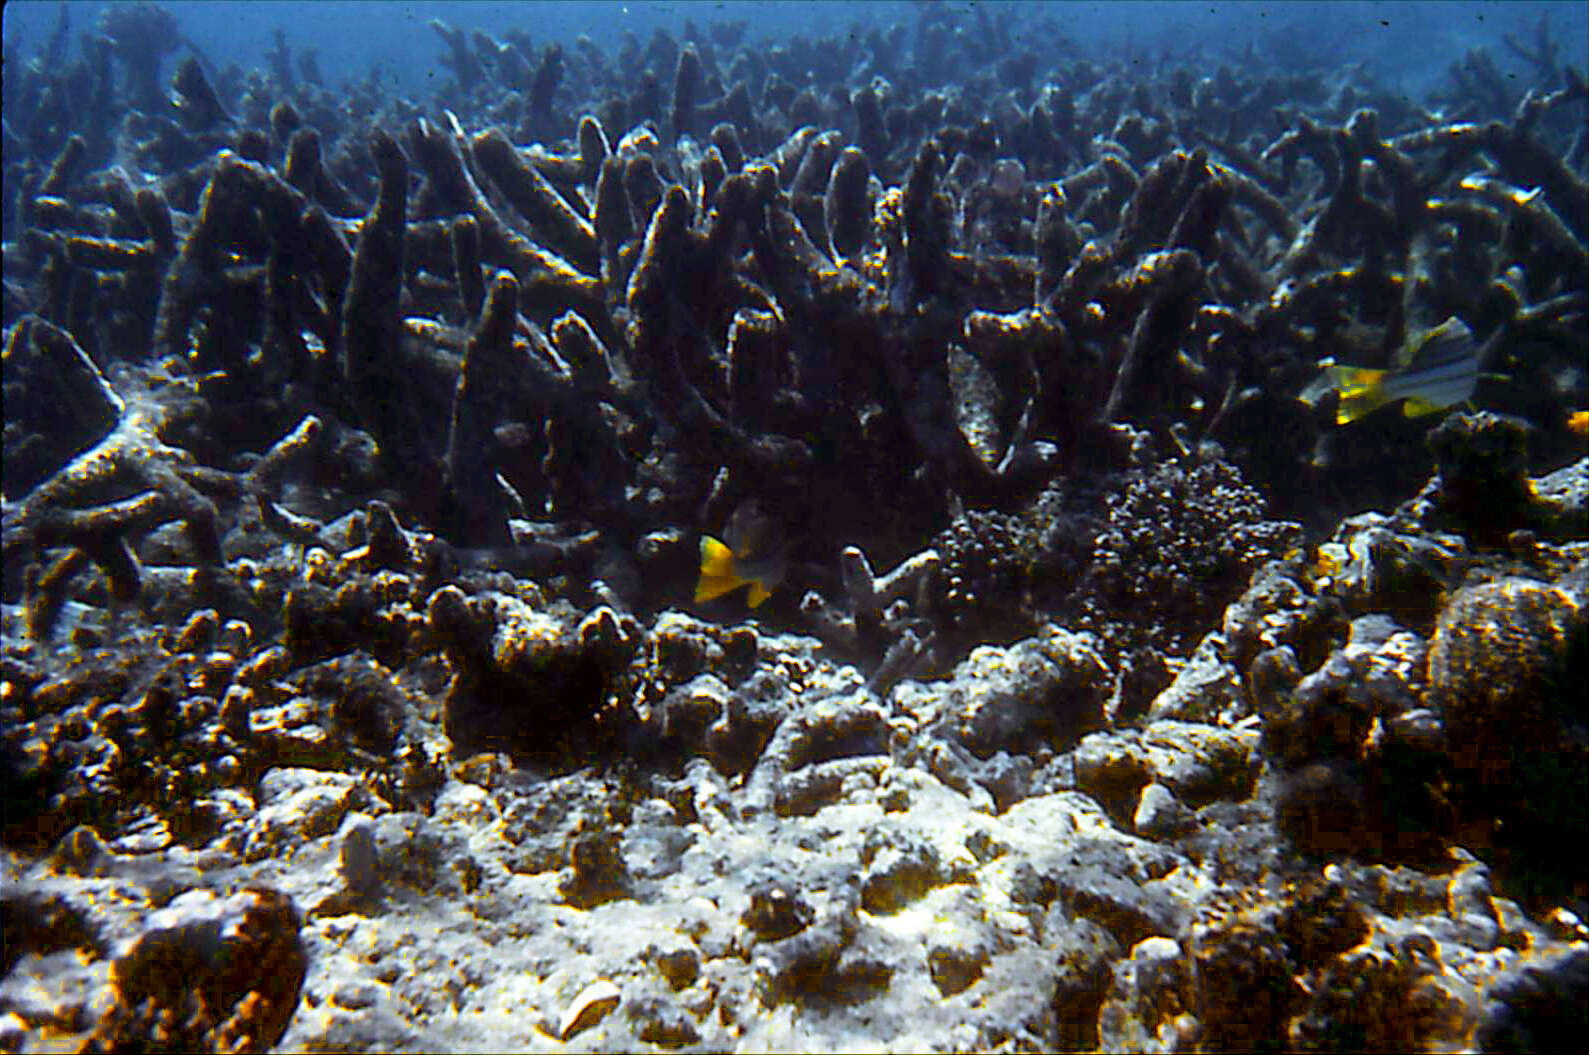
[1324,316,1480,425]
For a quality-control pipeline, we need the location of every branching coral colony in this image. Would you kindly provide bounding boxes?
[2,2,1585,707]
[2,10,1587,1051]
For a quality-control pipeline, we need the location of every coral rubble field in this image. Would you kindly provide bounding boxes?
[2,2,1587,1051]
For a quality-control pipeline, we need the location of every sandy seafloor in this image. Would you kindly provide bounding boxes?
[2,1,1588,1051]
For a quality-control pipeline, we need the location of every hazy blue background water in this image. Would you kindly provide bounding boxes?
[5,1,1586,104]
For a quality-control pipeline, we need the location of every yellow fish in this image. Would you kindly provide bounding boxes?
[1326,317,1480,425]
[1569,410,1589,438]
[695,500,786,608]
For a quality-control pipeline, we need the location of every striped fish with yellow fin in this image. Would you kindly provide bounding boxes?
[1323,316,1481,425]
[695,500,787,608]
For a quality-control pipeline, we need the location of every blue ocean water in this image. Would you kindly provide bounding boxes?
[5,0,1585,101]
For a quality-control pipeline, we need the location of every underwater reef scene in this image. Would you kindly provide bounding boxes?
[2,0,1588,1049]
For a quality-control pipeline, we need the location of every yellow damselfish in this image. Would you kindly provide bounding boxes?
[696,535,775,607]
[694,500,787,608]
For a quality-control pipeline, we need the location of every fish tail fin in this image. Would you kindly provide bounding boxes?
[1401,396,1446,418]
[695,535,745,603]
[745,580,773,608]
[1328,365,1389,425]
